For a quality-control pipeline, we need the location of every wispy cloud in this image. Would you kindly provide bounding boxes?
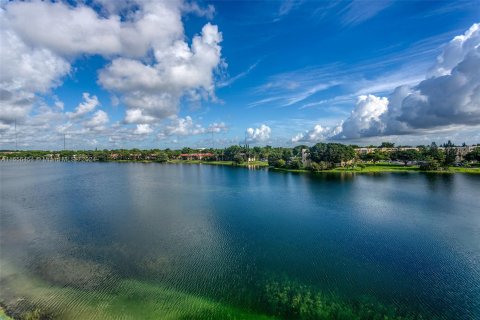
[217,61,260,88]
[275,0,304,20]
[248,28,456,110]
[340,0,393,27]
[248,80,340,109]
[416,0,480,19]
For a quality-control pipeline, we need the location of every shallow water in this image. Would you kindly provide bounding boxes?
[1,162,479,319]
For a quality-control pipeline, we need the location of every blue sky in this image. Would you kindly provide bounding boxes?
[0,0,479,149]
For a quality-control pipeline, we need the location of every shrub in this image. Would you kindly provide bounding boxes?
[233,154,245,164]
[275,159,286,168]
[288,159,303,170]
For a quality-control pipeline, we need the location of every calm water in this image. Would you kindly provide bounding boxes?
[0,162,479,319]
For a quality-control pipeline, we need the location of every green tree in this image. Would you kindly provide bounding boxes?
[369,150,387,164]
[156,152,169,163]
[420,156,441,171]
[443,140,457,166]
[379,142,395,148]
[424,142,445,164]
[233,153,245,164]
[392,149,420,166]
[288,159,303,170]
[268,153,281,167]
[465,147,480,162]
[282,149,293,162]
[275,159,286,168]
[224,145,243,161]
[309,143,355,166]
[292,145,308,157]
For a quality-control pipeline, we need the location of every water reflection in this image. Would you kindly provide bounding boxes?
[423,172,455,192]
[1,162,479,319]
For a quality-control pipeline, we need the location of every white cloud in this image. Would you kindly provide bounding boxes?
[159,116,205,137]
[84,110,109,131]
[124,109,156,124]
[67,93,100,119]
[291,23,480,142]
[3,0,184,58]
[246,124,271,143]
[134,124,153,135]
[0,11,70,125]
[217,61,259,88]
[98,22,223,124]
[338,94,388,138]
[331,23,480,139]
[340,0,393,27]
[0,0,223,135]
[429,23,480,77]
[0,92,113,149]
[181,1,215,19]
[207,122,228,133]
[291,123,342,143]
[157,116,226,139]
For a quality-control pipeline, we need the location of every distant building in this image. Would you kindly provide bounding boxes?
[179,153,214,160]
[301,149,311,166]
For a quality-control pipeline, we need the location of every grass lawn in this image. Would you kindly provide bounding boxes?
[274,162,480,174]
[333,163,422,173]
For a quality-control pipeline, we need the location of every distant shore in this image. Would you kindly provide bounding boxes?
[130,160,480,174]
[269,163,480,174]
[169,160,480,174]
[2,157,479,174]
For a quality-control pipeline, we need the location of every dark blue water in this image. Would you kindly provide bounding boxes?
[1,162,479,319]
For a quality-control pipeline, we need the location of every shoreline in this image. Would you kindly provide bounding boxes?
[2,159,479,174]
[169,161,480,174]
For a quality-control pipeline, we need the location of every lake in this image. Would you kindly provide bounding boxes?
[0,162,479,319]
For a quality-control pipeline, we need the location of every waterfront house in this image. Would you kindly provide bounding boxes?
[179,153,214,160]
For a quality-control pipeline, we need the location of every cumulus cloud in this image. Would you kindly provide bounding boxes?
[0,0,223,140]
[246,124,271,143]
[134,124,153,135]
[0,9,70,125]
[98,22,223,124]
[344,23,480,138]
[3,0,184,58]
[84,110,109,131]
[338,94,388,138]
[161,116,205,137]
[295,23,480,142]
[157,116,227,139]
[67,93,100,119]
[291,123,342,143]
[0,91,115,149]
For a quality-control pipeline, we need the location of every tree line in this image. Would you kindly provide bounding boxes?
[1,141,479,171]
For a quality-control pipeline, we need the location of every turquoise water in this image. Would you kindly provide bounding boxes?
[0,162,479,319]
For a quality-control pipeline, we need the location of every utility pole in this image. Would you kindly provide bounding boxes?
[14,119,18,151]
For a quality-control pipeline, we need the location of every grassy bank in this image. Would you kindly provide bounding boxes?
[43,158,479,174]
[167,160,480,174]
[272,163,480,174]
[336,163,480,174]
